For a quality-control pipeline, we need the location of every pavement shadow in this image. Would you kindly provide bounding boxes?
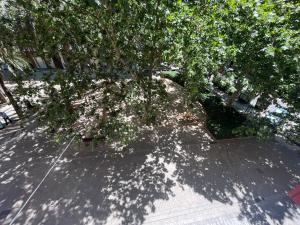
[1,123,300,225]
[140,127,300,224]
[0,119,69,225]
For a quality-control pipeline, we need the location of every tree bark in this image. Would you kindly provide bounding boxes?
[227,78,243,107]
[0,72,23,119]
[0,88,6,103]
[226,90,241,107]
[144,74,153,125]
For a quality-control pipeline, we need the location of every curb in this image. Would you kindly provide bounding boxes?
[215,136,256,143]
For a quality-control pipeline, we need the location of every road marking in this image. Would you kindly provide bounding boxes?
[9,136,75,225]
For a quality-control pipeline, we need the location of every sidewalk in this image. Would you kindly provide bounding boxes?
[1,119,300,225]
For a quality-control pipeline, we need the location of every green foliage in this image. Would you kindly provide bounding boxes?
[203,96,247,139]
[233,116,276,139]
[1,0,299,143]
[181,0,300,139]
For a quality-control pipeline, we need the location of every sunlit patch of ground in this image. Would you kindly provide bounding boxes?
[1,80,300,225]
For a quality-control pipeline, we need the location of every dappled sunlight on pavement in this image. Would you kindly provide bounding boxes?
[0,119,71,225]
[1,119,300,225]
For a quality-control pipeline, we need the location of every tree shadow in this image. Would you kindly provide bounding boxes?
[154,127,300,224]
[0,119,70,225]
[1,122,300,225]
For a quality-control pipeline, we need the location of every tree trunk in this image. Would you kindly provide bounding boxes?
[227,78,243,107]
[0,72,23,119]
[53,54,64,69]
[226,90,241,107]
[144,75,153,125]
[0,88,6,103]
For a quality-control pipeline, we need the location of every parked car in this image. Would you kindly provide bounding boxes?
[266,106,288,126]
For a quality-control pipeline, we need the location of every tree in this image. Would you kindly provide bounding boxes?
[177,0,300,139]
[1,0,299,142]
[0,87,7,103]
[0,52,25,119]
[0,0,37,119]
[0,0,178,142]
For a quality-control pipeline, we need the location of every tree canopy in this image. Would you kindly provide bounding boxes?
[0,0,299,143]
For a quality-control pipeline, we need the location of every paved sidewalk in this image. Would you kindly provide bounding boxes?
[1,122,300,225]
